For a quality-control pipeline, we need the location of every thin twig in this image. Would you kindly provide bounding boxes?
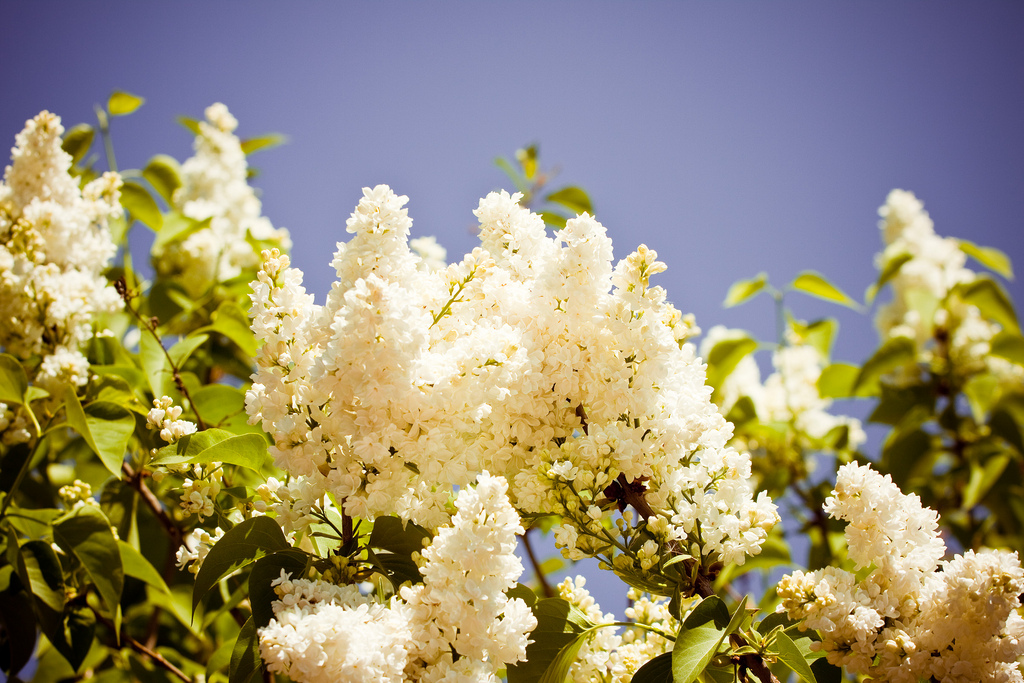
[520,527,555,598]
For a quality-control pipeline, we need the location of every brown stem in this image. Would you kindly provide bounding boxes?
[520,527,555,598]
[123,461,183,550]
[93,608,191,682]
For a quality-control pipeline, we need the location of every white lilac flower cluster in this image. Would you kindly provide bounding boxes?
[0,111,122,394]
[702,326,866,450]
[146,395,198,443]
[153,103,291,298]
[246,185,777,576]
[557,576,676,683]
[777,463,1024,683]
[875,189,1021,386]
[175,526,225,574]
[257,473,536,683]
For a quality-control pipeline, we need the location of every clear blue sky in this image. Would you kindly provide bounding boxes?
[3,0,1022,613]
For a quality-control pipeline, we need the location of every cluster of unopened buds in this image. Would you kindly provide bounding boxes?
[146,395,198,443]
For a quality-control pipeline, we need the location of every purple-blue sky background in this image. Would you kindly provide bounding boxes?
[3,1,1023,614]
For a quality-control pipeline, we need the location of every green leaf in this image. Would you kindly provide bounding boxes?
[817,362,860,399]
[790,271,860,310]
[193,434,270,474]
[725,395,758,427]
[249,549,308,627]
[494,156,530,194]
[540,211,569,229]
[0,353,28,405]
[963,453,1012,510]
[64,394,133,478]
[229,617,262,683]
[704,336,758,393]
[756,611,795,635]
[118,540,169,594]
[120,180,163,231]
[168,334,208,369]
[240,133,287,156]
[723,273,768,308]
[152,212,211,253]
[540,631,593,683]
[506,582,539,609]
[508,598,596,683]
[196,302,258,357]
[61,124,95,167]
[190,384,261,435]
[177,115,201,135]
[139,331,174,400]
[193,515,288,614]
[368,516,430,587]
[789,317,838,359]
[108,91,144,116]
[852,336,916,396]
[143,154,182,205]
[881,428,932,488]
[866,251,913,304]
[6,506,61,539]
[955,276,1020,333]
[773,631,816,683]
[868,384,935,426]
[811,658,843,683]
[546,186,593,215]
[991,330,1024,366]
[54,602,97,672]
[684,595,730,630]
[53,506,124,614]
[17,539,66,614]
[672,616,726,683]
[630,651,672,683]
[959,239,1014,280]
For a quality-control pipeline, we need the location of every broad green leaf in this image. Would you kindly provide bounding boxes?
[540,211,569,229]
[990,408,1024,454]
[756,611,795,635]
[17,540,66,613]
[369,516,431,587]
[629,651,672,683]
[192,433,270,474]
[120,180,163,231]
[207,640,234,681]
[107,91,144,116]
[959,239,1014,280]
[139,330,175,400]
[705,336,758,393]
[508,598,596,683]
[191,384,262,435]
[506,583,539,609]
[177,115,201,135]
[811,658,843,683]
[723,273,767,308]
[61,124,94,167]
[196,302,258,357]
[725,395,758,427]
[168,334,208,369]
[868,384,935,426]
[240,133,287,156]
[964,373,999,422]
[6,506,61,540]
[249,549,308,627]
[866,251,913,304]
[193,515,288,613]
[774,631,816,683]
[0,353,28,405]
[64,394,133,478]
[229,617,262,683]
[143,154,182,204]
[817,362,860,399]
[517,145,538,180]
[672,617,725,683]
[963,453,1012,510]
[152,212,211,252]
[790,271,860,310]
[789,317,837,359]
[52,602,97,672]
[546,186,593,215]
[117,540,169,594]
[956,276,1020,333]
[991,331,1024,366]
[852,336,916,396]
[540,631,593,683]
[881,428,932,488]
[684,595,729,630]
[53,506,124,614]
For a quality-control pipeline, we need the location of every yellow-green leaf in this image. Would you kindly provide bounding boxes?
[120,181,163,231]
[546,186,593,216]
[956,276,1020,333]
[866,251,913,304]
[991,330,1024,366]
[107,91,145,116]
[143,154,182,204]
[61,124,94,167]
[959,239,1013,280]
[724,273,768,308]
[64,394,133,478]
[790,271,860,310]
[852,337,916,396]
[240,133,287,156]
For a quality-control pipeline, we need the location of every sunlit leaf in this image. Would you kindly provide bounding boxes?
[991,331,1024,366]
[0,353,28,405]
[53,506,124,614]
[790,271,860,309]
[143,154,182,204]
[963,453,1012,510]
[774,631,816,683]
[118,540,169,594]
[107,91,144,116]
[866,251,913,304]
[61,124,94,167]
[120,180,163,231]
[546,186,593,215]
[177,116,201,135]
[955,276,1019,333]
[852,336,916,396]
[723,273,768,308]
[817,362,860,399]
[705,335,758,393]
[229,617,262,683]
[64,393,133,478]
[193,516,288,614]
[240,133,287,155]
[959,239,1013,280]
[629,651,672,683]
